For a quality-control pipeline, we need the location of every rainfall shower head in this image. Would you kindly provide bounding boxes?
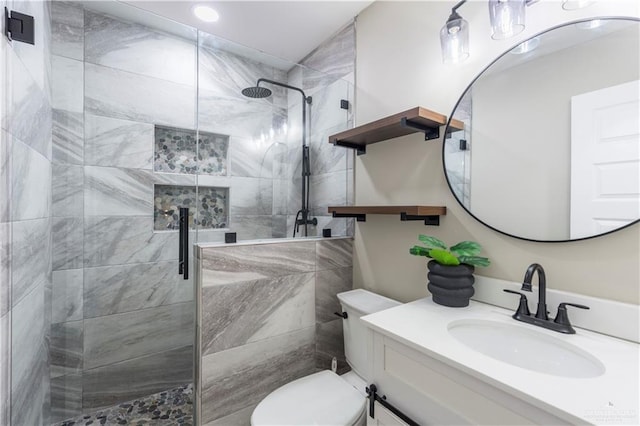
[241,86,272,99]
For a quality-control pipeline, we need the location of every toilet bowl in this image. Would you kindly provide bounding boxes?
[251,289,400,426]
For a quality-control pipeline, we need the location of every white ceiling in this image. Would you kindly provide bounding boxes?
[121,1,373,64]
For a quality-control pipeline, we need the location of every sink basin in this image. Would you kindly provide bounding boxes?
[448,319,605,378]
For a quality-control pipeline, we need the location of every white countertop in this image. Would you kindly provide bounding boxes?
[361,298,640,425]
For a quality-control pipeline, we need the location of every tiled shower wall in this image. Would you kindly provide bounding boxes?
[196,237,354,425]
[1,0,53,425]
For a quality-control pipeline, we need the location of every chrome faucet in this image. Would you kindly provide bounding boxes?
[503,263,589,334]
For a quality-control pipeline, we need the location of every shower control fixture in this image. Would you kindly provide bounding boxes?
[242,78,316,237]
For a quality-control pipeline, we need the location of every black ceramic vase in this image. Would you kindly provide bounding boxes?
[427,260,475,307]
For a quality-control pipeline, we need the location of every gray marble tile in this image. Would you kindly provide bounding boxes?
[50,321,83,378]
[84,302,193,369]
[84,10,196,86]
[316,238,353,270]
[11,137,52,221]
[0,131,10,223]
[52,269,83,323]
[0,311,10,426]
[200,240,315,286]
[83,261,193,318]
[83,216,178,267]
[202,272,314,355]
[53,217,83,270]
[311,216,352,238]
[85,62,196,129]
[229,137,280,178]
[205,403,256,426]
[316,319,349,375]
[11,282,46,426]
[229,176,273,216]
[4,46,52,160]
[301,22,355,87]
[201,328,315,423]
[0,222,9,317]
[316,266,353,324]
[51,373,82,423]
[84,166,154,217]
[11,218,51,307]
[84,114,153,169]
[53,109,84,165]
[309,78,352,133]
[310,170,348,217]
[51,1,84,60]
[228,215,273,241]
[310,122,350,174]
[82,345,193,411]
[272,215,287,238]
[52,55,83,113]
[53,164,83,217]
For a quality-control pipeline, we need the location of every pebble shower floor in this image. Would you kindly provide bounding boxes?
[54,384,193,426]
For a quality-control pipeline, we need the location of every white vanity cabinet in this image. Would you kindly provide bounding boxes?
[367,331,567,425]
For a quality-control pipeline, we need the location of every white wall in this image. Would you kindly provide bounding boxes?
[354,0,640,304]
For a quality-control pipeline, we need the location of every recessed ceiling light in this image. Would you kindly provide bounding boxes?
[193,5,219,23]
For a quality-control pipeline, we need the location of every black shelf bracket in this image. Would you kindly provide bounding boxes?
[400,212,440,226]
[331,212,366,222]
[401,117,440,141]
[5,7,34,45]
[333,140,366,156]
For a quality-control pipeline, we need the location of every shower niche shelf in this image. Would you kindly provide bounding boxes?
[328,106,464,155]
[328,205,446,226]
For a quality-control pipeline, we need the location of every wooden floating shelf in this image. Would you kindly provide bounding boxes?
[328,107,464,155]
[328,205,447,226]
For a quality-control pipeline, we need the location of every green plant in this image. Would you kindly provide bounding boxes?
[409,235,490,267]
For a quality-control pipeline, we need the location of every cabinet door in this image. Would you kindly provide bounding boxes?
[367,402,410,426]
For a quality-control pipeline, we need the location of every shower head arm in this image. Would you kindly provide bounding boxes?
[256,78,311,103]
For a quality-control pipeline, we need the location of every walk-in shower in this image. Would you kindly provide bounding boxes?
[242,78,318,237]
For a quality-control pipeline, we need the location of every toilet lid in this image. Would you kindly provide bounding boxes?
[251,370,366,426]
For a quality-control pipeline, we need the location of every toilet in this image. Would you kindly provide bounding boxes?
[251,289,400,426]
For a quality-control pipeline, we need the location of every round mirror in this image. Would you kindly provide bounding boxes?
[444,18,640,242]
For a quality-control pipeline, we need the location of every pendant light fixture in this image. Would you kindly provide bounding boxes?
[489,0,526,39]
[440,1,470,64]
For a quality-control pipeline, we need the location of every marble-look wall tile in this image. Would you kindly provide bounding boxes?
[228,136,278,178]
[316,319,349,375]
[0,222,9,317]
[11,282,46,426]
[50,320,83,378]
[11,137,52,221]
[53,109,84,165]
[51,1,84,61]
[315,266,353,323]
[309,78,351,134]
[11,218,51,307]
[0,131,10,223]
[201,241,315,285]
[272,214,287,238]
[205,403,257,426]
[316,238,353,270]
[84,114,153,169]
[201,328,315,423]
[310,123,349,175]
[228,215,273,241]
[84,10,196,87]
[0,310,10,426]
[52,217,83,270]
[85,62,195,129]
[83,261,193,318]
[4,46,52,160]
[310,171,347,217]
[53,164,83,217]
[82,345,193,411]
[301,23,355,89]
[229,176,273,216]
[201,272,314,355]
[83,216,178,267]
[52,55,83,113]
[51,373,82,423]
[84,166,154,216]
[52,269,83,323]
[84,302,193,369]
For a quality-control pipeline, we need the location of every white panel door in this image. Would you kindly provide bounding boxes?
[570,80,640,239]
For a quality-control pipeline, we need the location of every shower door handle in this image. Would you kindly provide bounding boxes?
[178,207,189,280]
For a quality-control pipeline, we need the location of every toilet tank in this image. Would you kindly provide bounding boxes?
[337,289,400,381]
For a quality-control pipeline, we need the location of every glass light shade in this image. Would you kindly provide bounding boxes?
[440,17,470,64]
[562,0,595,10]
[489,0,526,40]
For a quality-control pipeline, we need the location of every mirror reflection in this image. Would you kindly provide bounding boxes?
[444,18,640,241]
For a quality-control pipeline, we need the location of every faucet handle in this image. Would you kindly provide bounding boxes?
[553,302,589,334]
[503,289,531,319]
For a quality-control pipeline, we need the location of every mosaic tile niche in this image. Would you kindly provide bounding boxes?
[154,185,229,230]
[154,126,229,175]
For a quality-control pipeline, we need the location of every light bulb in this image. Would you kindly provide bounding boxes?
[192,5,219,23]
